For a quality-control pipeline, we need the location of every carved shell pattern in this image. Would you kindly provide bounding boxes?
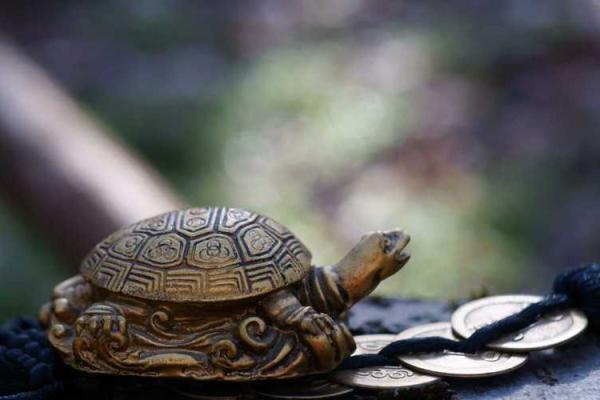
[80,207,312,302]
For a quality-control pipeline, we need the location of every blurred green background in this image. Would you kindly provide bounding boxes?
[1,0,599,320]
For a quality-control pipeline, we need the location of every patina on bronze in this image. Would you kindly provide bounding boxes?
[40,207,410,381]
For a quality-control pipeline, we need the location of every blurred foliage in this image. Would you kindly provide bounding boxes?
[1,0,600,319]
[0,203,66,318]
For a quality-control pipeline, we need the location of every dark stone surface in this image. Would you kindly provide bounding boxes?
[348,297,453,335]
[450,334,600,399]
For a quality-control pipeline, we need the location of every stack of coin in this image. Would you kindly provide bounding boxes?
[393,295,587,380]
[346,295,587,395]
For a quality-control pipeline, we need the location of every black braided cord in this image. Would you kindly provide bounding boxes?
[0,317,63,399]
[1,263,599,397]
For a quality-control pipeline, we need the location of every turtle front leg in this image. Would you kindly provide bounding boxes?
[260,289,355,370]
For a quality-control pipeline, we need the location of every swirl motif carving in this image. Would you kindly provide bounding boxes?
[149,307,177,338]
[356,367,414,379]
[144,306,233,348]
[357,340,390,353]
[238,316,271,350]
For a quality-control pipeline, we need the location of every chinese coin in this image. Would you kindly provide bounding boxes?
[451,295,588,352]
[353,334,398,355]
[396,322,528,378]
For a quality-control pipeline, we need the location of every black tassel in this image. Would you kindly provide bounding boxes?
[553,263,600,325]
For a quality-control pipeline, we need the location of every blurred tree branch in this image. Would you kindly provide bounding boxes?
[0,36,185,270]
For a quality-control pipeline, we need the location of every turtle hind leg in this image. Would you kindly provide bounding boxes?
[74,303,128,347]
[75,304,127,343]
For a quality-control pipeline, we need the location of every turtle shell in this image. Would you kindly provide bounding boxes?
[80,207,312,302]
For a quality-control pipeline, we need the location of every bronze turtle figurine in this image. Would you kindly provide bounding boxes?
[41,207,410,381]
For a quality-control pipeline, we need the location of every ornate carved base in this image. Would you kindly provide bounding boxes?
[41,275,337,381]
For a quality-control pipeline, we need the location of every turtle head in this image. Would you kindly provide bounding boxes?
[332,230,410,306]
[378,230,411,280]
